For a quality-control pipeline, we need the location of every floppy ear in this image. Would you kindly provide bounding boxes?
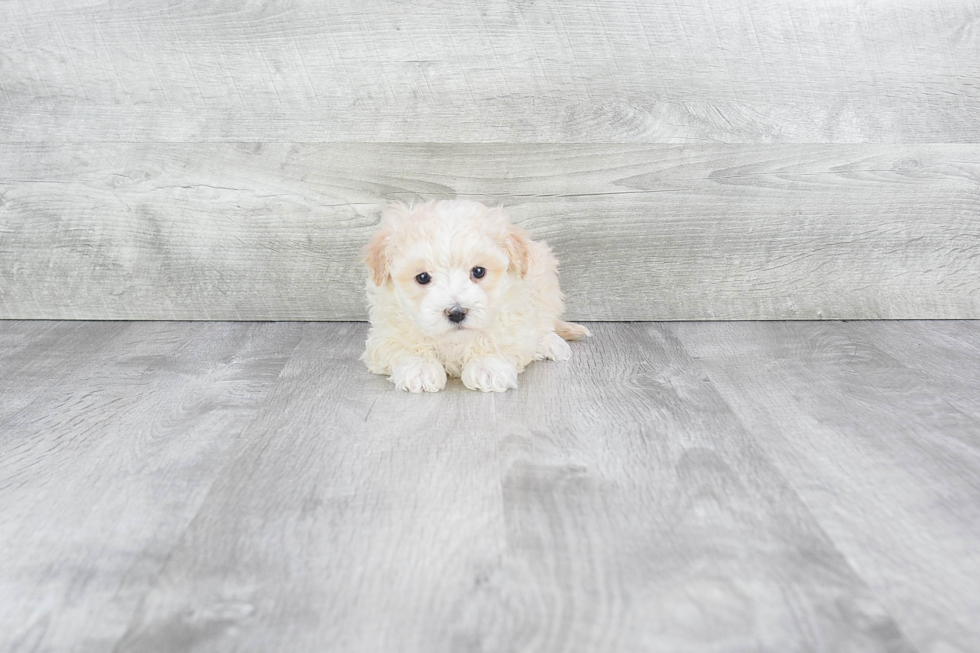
[363,228,392,286]
[504,224,533,278]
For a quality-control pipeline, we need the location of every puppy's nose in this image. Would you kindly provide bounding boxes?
[445,306,468,324]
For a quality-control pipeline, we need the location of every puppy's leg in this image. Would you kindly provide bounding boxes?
[389,356,447,393]
[461,356,519,393]
[534,331,572,361]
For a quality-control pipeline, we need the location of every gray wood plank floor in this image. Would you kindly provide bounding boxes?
[1,320,978,653]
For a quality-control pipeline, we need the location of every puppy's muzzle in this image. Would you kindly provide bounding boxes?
[445,306,468,324]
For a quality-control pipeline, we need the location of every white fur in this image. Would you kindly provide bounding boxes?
[534,331,572,361]
[389,356,447,393]
[361,200,587,392]
[461,356,519,392]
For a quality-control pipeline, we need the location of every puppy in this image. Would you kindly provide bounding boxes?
[361,200,590,392]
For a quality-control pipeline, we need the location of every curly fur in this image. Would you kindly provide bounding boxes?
[361,200,589,392]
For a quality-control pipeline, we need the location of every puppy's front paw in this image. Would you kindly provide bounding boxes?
[461,357,519,393]
[389,357,447,393]
[534,331,572,361]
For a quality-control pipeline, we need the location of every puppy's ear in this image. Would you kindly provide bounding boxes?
[383,201,413,221]
[364,228,392,286]
[504,224,533,278]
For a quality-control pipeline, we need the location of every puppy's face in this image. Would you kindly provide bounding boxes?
[365,201,530,338]
[390,234,507,337]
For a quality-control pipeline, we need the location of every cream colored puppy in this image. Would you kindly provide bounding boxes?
[362,200,590,393]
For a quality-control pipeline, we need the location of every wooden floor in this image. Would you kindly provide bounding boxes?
[1,321,978,653]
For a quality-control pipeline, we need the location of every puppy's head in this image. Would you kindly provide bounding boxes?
[364,200,532,337]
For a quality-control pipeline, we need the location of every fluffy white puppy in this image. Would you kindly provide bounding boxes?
[362,200,590,393]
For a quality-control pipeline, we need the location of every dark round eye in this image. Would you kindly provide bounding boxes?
[415,272,431,285]
[471,266,486,280]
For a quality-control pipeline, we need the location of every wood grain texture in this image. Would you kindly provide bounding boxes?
[672,320,980,653]
[1,0,978,143]
[844,321,980,417]
[3,143,979,321]
[1,321,935,652]
[0,321,306,652]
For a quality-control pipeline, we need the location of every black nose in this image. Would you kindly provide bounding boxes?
[446,307,468,323]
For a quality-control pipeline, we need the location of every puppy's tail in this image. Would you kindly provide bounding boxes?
[555,320,591,341]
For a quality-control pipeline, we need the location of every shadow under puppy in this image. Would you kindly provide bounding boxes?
[362,200,590,392]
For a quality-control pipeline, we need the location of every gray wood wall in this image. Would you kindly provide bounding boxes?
[2,1,978,320]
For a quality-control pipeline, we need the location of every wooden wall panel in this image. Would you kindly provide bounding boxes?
[2,143,977,320]
[1,0,978,143]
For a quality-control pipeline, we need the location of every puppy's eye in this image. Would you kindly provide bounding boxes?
[470,266,486,280]
[415,272,431,285]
